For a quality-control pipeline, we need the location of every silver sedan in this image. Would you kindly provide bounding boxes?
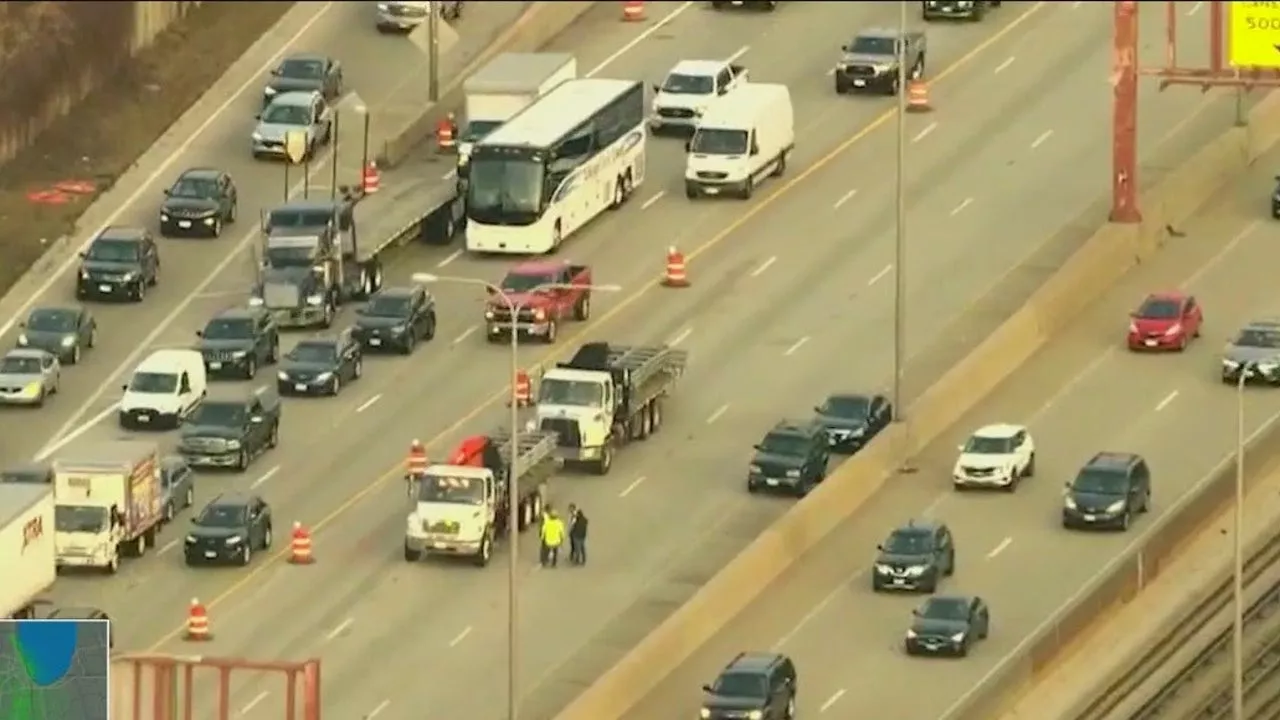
[0,348,61,407]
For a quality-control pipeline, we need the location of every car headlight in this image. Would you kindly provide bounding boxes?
[950,632,966,643]
[315,372,333,382]
[749,464,762,473]
[224,536,243,545]
[391,324,408,334]
[121,272,137,281]
[252,132,264,142]
[1259,363,1279,373]
[232,350,248,359]
[700,710,711,720]
[264,86,278,96]
[226,440,242,450]
[906,629,918,639]
[248,296,265,307]
[277,371,289,381]
[16,334,27,345]
[1106,500,1126,513]
[875,563,892,573]
[1223,358,1240,368]
[79,269,89,279]
[60,336,75,347]
[23,382,41,395]
[746,711,763,720]
[785,469,801,478]
[1064,497,1078,510]
[1164,323,1182,336]
[306,294,324,306]
[377,2,389,10]
[533,308,547,321]
[905,565,927,577]
[160,213,170,222]
[850,427,866,437]
[485,311,495,320]
[185,535,197,544]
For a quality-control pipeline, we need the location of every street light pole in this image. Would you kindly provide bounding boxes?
[1234,365,1248,720]
[892,0,914,473]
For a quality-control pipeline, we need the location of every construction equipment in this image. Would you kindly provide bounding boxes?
[537,342,688,474]
[0,484,55,618]
[403,428,558,567]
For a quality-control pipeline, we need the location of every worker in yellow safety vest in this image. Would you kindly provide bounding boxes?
[540,507,566,568]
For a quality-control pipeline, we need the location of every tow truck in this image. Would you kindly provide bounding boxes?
[650,58,749,134]
[485,260,592,344]
[536,342,688,475]
[251,194,387,329]
[403,428,557,567]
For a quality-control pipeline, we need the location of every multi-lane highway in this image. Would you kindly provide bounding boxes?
[9,1,1236,719]
[627,118,1280,720]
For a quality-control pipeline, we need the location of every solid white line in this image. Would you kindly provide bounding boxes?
[820,689,846,713]
[994,56,1016,74]
[367,700,391,719]
[911,122,937,143]
[986,537,1013,559]
[641,191,665,210]
[706,404,729,425]
[158,539,179,555]
[1155,390,1179,413]
[453,326,478,345]
[241,691,269,715]
[356,394,382,413]
[868,264,892,286]
[668,328,692,346]
[728,45,750,62]
[585,2,695,77]
[1186,1,1203,15]
[1030,129,1054,149]
[449,626,472,647]
[251,466,280,489]
[325,618,354,641]
[436,249,462,268]
[619,476,646,498]
[1184,221,1259,287]
[950,198,973,216]
[833,189,858,209]
[750,256,777,277]
[784,337,809,357]
[37,403,120,461]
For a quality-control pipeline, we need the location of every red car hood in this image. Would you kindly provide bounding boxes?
[488,291,551,310]
[1131,316,1181,333]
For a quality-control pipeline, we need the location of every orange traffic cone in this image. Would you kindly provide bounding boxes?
[622,0,645,21]
[289,521,316,565]
[905,79,932,113]
[406,440,429,477]
[361,162,381,194]
[663,247,689,287]
[513,369,532,407]
[436,114,457,152]
[185,598,212,641]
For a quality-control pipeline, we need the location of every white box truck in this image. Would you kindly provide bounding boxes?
[458,52,578,168]
[0,483,55,618]
[53,440,163,573]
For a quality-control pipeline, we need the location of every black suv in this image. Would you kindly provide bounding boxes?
[747,420,829,496]
[905,595,990,657]
[75,226,160,302]
[873,520,955,593]
[276,330,363,396]
[196,307,279,379]
[701,652,797,720]
[184,492,273,566]
[352,285,438,354]
[160,167,238,238]
[177,386,281,471]
[813,392,891,453]
[1062,452,1152,531]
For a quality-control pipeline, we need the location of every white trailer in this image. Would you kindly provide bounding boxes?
[459,52,578,161]
[0,483,56,618]
[52,440,163,573]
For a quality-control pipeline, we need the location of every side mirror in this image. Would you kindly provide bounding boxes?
[841,45,850,52]
[17,322,24,329]
[956,445,964,452]
[1063,481,1071,489]
[752,444,763,451]
[195,330,203,338]
[813,406,823,414]
[750,146,760,156]
[78,252,88,260]
[162,188,171,197]
[485,286,496,295]
[652,83,661,93]
[717,86,728,96]
[684,140,692,152]
[254,113,262,120]
[876,544,884,551]
[120,383,128,392]
[701,684,714,694]
[911,608,921,617]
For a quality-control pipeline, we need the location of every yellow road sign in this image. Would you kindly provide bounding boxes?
[1229,1,1280,68]
[284,130,308,164]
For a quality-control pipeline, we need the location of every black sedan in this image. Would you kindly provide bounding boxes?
[263,53,343,106]
[17,306,96,364]
[184,492,273,566]
[352,286,437,354]
[160,168,237,238]
[814,392,891,452]
[276,331,363,396]
[905,595,990,657]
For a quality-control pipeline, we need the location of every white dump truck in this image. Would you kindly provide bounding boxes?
[458,52,578,171]
[536,342,688,475]
[0,483,55,618]
[52,440,163,573]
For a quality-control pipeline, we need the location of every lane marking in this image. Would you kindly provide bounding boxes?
[452,326,478,345]
[911,122,938,143]
[441,168,457,181]
[356,394,382,413]
[585,1,695,76]
[1187,1,1204,15]
[820,689,846,713]
[367,699,391,719]
[641,191,665,210]
[325,617,354,641]
[668,327,692,346]
[729,45,751,62]
[950,197,973,216]
[750,256,777,277]
[986,537,1013,559]
[619,476,646,498]
[706,404,729,425]
[833,188,858,209]
[141,1,1055,652]
[1155,389,1179,413]
[449,626,472,647]
[868,264,892,286]
[994,56,1016,74]
[241,691,269,715]
[436,249,462,268]
[158,538,179,555]
[1031,129,1054,149]
[784,337,809,357]
[251,466,280,489]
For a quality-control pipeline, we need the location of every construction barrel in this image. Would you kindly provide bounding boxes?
[622,0,646,21]
[289,521,315,564]
[905,79,932,112]
[436,113,457,152]
[663,246,690,287]
[361,161,381,194]
[185,598,212,641]
[406,440,429,477]
[513,370,533,407]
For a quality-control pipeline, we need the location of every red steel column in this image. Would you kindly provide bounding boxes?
[1111,0,1141,223]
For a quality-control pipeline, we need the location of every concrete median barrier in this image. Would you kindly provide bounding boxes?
[554,91,1280,720]
[377,2,597,168]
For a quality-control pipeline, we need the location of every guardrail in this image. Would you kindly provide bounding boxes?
[1243,631,1280,719]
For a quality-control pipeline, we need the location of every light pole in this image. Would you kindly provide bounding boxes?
[892,0,915,473]
[1233,363,1250,720]
[411,272,619,720]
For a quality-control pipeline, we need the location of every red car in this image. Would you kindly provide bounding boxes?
[1127,292,1202,351]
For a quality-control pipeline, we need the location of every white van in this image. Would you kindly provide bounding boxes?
[684,83,794,200]
[118,350,206,430]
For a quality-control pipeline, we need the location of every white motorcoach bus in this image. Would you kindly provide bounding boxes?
[464,78,646,255]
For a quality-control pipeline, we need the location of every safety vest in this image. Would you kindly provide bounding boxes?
[407,446,429,476]
[541,517,565,546]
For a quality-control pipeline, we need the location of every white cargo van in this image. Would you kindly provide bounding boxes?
[118,349,205,430]
[684,83,794,200]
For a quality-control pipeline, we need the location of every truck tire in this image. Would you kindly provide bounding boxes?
[320,301,335,329]
[106,552,120,574]
[235,448,250,471]
[594,444,613,475]
[404,543,422,562]
[473,535,493,567]
[651,399,664,432]
[574,295,590,321]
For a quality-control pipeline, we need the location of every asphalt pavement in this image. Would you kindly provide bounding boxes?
[16,2,1239,719]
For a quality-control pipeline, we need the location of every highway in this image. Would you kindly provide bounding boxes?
[18,2,1231,720]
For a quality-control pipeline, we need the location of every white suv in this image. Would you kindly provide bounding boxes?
[952,423,1036,491]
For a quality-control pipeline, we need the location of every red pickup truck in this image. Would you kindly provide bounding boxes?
[485,261,592,344]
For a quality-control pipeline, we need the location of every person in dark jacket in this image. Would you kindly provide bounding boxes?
[568,503,589,565]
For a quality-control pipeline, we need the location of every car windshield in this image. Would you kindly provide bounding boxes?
[921,597,970,621]
[289,343,337,364]
[189,402,246,428]
[501,272,556,293]
[202,318,254,339]
[538,378,603,407]
[884,530,933,555]
[713,672,768,699]
[365,295,412,318]
[129,372,177,393]
[55,505,108,533]
[197,504,247,528]
[759,433,810,456]
[269,208,332,227]
[0,356,42,374]
[262,103,311,126]
[963,435,1015,454]
[1138,298,1182,319]
[1236,327,1280,348]
[418,474,485,505]
[849,35,898,56]
[26,309,77,333]
[169,177,218,199]
[279,58,324,79]
[661,72,714,95]
[85,238,139,262]
[1071,469,1129,494]
[821,396,870,420]
[689,128,748,155]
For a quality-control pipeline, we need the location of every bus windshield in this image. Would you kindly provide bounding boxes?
[466,158,545,226]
